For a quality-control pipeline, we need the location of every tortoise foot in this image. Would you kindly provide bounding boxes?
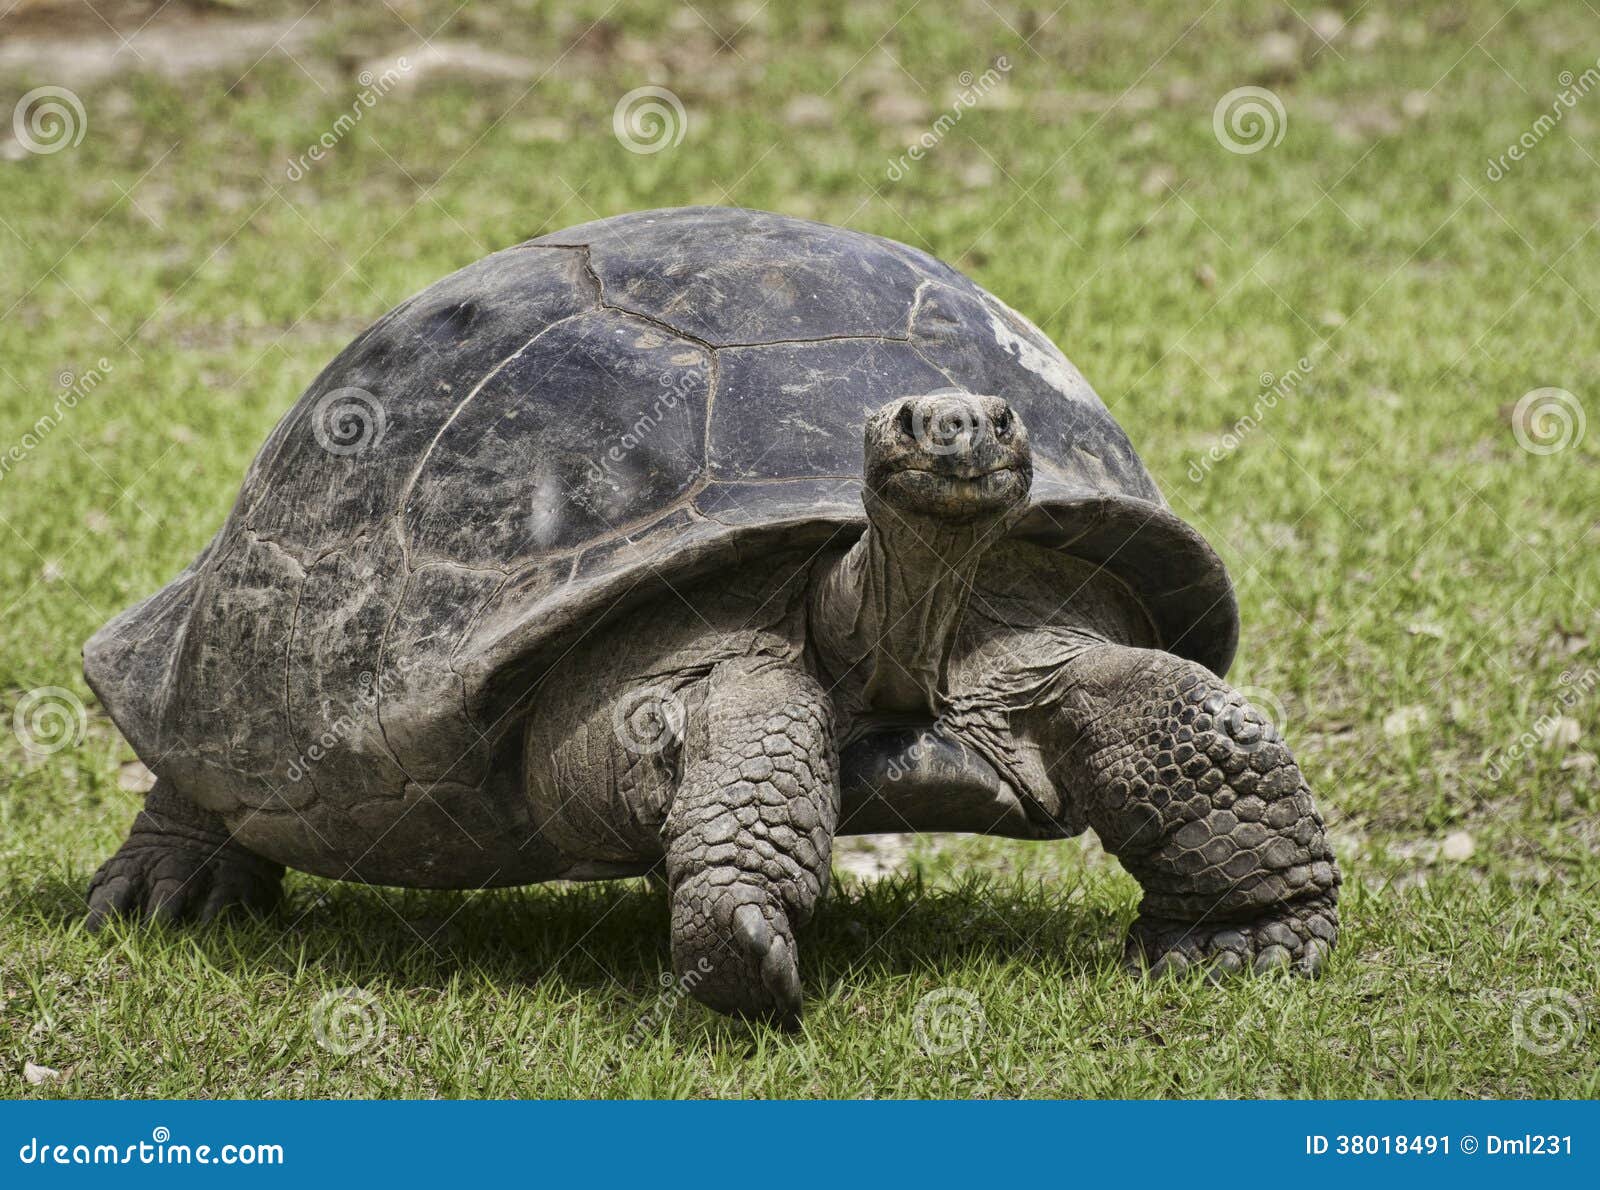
[1123,891,1338,980]
[86,782,282,931]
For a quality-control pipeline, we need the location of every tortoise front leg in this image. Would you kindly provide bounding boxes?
[663,658,838,1027]
[1047,643,1340,976]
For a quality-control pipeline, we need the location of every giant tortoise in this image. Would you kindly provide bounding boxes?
[84,206,1339,1024]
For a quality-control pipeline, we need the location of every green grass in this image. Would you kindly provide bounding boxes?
[2,0,1597,1098]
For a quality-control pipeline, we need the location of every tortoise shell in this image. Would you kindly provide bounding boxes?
[84,207,1235,874]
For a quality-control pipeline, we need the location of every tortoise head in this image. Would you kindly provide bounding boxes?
[863,391,1032,524]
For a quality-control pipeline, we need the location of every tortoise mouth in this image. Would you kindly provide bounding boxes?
[872,464,1030,518]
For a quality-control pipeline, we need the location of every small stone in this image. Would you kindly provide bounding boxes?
[782,95,833,128]
[1541,716,1581,751]
[1440,830,1475,861]
[1383,704,1431,736]
[1309,9,1345,42]
[23,1062,61,1085]
[118,760,157,793]
[1258,31,1300,71]
[867,91,930,125]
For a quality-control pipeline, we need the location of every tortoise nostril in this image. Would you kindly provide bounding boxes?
[896,403,916,440]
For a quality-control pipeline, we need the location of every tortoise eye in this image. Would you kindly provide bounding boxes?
[895,403,917,440]
[993,409,1013,438]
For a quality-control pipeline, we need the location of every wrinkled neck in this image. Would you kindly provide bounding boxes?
[810,509,999,719]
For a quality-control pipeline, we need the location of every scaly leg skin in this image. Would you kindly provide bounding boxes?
[663,658,838,1028]
[86,779,283,931]
[1050,644,1340,977]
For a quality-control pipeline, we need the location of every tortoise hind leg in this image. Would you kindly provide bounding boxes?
[663,658,838,1027]
[86,779,283,930]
